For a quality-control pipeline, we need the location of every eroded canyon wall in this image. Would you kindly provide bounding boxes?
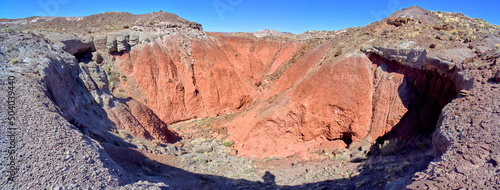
[101,31,428,158]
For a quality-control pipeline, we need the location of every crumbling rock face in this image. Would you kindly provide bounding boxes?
[44,33,95,55]
[0,33,168,189]
[387,17,414,27]
[107,99,179,143]
[365,53,456,139]
[361,46,463,105]
[37,33,179,144]
[35,28,185,144]
[410,84,500,190]
[225,48,455,158]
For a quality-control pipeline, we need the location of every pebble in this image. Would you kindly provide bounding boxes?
[456,165,466,174]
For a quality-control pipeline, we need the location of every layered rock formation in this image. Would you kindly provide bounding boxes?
[0,33,168,189]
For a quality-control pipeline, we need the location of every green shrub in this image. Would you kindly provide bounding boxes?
[5,28,16,33]
[114,91,128,99]
[378,138,401,156]
[9,58,19,64]
[118,129,132,139]
[221,139,234,147]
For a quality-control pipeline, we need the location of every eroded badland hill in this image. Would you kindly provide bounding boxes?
[1,6,499,189]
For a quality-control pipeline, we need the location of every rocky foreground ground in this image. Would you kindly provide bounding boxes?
[0,6,499,190]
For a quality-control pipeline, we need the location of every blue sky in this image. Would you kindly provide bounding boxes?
[0,0,498,34]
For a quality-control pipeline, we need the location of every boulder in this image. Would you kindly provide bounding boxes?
[430,39,439,48]
[387,17,413,27]
[79,61,109,90]
[45,33,95,55]
[106,34,117,52]
[93,35,107,51]
[432,24,454,31]
[129,33,139,46]
[116,33,130,52]
[92,52,104,63]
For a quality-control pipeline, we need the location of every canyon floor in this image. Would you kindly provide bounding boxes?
[1,6,499,190]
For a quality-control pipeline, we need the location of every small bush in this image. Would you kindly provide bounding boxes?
[114,91,128,99]
[9,58,19,64]
[118,129,132,139]
[263,156,278,162]
[3,45,15,53]
[378,138,401,156]
[221,139,234,147]
[5,28,16,33]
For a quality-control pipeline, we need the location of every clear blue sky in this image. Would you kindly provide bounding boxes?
[0,0,498,34]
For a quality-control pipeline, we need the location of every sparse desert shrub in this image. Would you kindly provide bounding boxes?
[108,71,122,92]
[263,156,278,162]
[9,58,19,64]
[114,91,128,99]
[108,71,120,82]
[5,28,16,33]
[149,20,159,25]
[221,139,234,147]
[325,149,349,161]
[203,126,212,132]
[3,45,15,53]
[118,129,132,139]
[195,146,213,153]
[378,138,401,156]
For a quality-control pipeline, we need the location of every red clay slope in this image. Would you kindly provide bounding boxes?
[114,34,304,124]
[111,33,409,158]
[225,51,408,158]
